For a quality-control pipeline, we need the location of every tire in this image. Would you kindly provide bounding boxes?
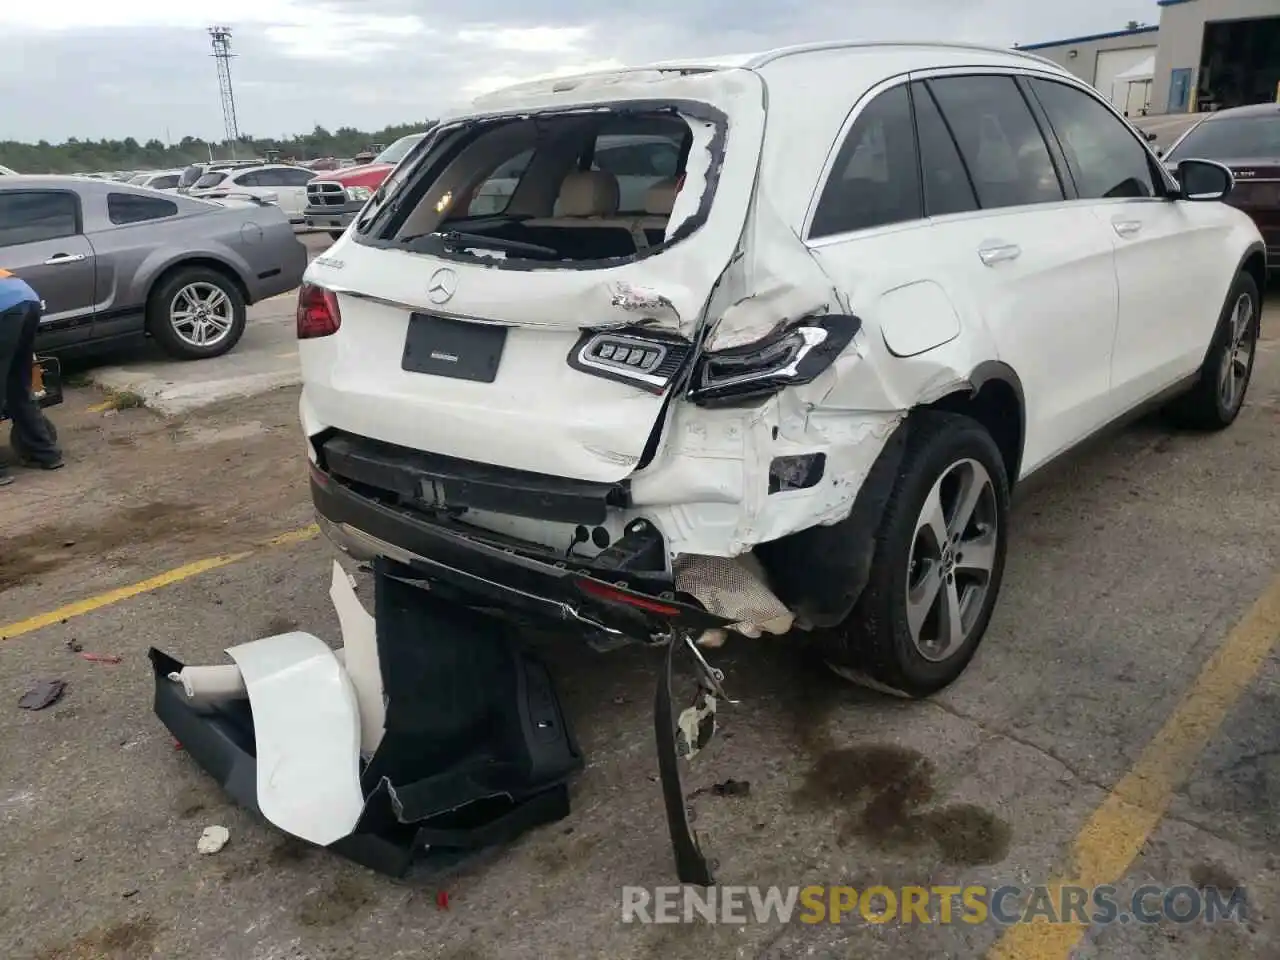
[329,231,344,241]
[813,410,1011,698]
[145,266,247,361]
[1164,271,1260,431]
[10,414,57,461]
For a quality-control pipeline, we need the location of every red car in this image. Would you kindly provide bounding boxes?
[1163,103,1280,269]
[303,132,431,239]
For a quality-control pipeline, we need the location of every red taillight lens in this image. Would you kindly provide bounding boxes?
[296,282,341,339]
[576,578,682,617]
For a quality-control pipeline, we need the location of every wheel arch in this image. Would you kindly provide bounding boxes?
[919,361,1026,488]
[143,256,251,331]
[1238,241,1266,312]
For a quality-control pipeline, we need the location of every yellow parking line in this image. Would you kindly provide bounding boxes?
[0,524,320,642]
[276,351,299,359]
[988,571,1280,959]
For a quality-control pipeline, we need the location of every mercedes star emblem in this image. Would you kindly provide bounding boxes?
[426,267,458,305]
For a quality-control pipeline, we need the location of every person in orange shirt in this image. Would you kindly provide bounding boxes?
[0,269,63,485]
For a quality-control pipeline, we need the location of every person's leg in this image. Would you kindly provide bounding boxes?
[0,306,23,485]
[4,302,62,469]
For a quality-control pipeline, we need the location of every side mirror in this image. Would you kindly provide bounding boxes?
[1176,159,1233,201]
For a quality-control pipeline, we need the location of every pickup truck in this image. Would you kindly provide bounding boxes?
[303,132,430,238]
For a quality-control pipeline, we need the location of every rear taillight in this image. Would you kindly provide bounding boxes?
[296,283,342,339]
[576,578,683,617]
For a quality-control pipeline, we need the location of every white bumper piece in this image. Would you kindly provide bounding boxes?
[164,561,384,847]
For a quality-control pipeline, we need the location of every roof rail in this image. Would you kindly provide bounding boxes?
[741,39,1065,70]
[468,39,1067,106]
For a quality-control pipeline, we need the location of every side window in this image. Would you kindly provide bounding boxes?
[594,141,679,179]
[0,191,79,247]
[1027,78,1156,200]
[108,192,179,225]
[465,148,534,217]
[281,168,315,186]
[810,84,922,239]
[911,82,979,217]
[590,136,683,213]
[927,75,1064,211]
[151,175,179,190]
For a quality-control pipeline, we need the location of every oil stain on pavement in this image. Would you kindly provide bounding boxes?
[33,915,160,960]
[297,874,375,927]
[0,502,221,592]
[793,745,1011,867]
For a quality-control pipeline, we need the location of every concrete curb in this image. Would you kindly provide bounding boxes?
[90,367,302,416]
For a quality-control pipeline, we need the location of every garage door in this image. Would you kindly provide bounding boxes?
[1094,46,1158,108]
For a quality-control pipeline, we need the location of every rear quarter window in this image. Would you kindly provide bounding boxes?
[108,192,179,225]
[809,84,923,238]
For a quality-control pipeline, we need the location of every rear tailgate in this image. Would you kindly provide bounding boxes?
[300,70,766,484]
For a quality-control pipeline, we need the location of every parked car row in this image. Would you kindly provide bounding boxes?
[302,132,433,238]
[0,175,308,360]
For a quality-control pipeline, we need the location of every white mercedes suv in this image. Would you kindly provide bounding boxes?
[296,41,1264,698]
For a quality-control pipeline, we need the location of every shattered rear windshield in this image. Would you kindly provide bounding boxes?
[354,106,719,267]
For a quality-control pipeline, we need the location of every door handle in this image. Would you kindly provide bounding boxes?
[977,242,1021,266]
[1112,219,1143,238]
[43,253,86,265]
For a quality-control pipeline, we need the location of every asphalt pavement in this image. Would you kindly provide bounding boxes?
[0,293,1277,960]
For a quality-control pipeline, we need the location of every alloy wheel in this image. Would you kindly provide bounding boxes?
[1218,291,1255,414]
[905,458,999,663]
[169,282,235,348]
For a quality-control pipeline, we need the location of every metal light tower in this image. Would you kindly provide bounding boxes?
[209,26,240,159]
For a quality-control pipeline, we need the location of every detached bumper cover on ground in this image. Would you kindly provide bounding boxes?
[149,558,582,877]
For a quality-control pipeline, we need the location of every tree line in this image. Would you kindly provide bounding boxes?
[0,121,436,174]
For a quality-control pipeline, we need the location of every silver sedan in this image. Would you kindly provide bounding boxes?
[0,175,308,360]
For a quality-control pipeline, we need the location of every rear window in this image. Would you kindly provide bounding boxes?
[150,174,179,190]
[357,109,708,267]
[194,172,227,189]
[1166,115,1280,162]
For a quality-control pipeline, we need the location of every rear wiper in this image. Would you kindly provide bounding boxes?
[404,231,559,260]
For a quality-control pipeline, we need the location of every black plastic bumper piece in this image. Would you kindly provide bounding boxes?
[311,469,731,640]
[322,432,627,525]
[149,557,582,878]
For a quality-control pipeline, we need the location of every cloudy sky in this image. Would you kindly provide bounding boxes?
[2,0,1156,144]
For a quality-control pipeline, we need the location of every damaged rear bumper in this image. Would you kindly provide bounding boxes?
[310,465,734,642]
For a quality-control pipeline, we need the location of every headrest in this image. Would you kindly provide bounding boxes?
[644,177,679,216]
[558,170,619,217]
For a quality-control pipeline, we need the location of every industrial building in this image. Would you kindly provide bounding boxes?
[1016,0,1280,117]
